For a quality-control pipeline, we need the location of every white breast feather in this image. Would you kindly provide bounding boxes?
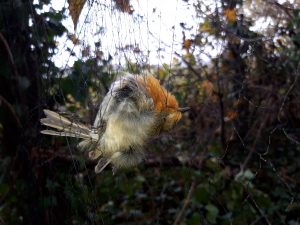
[94,75,156,158]
[101,100,156,156]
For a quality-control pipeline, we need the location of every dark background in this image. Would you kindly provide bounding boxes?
[0,0,299,224]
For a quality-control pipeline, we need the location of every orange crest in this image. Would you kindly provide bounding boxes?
[137,75,179,113]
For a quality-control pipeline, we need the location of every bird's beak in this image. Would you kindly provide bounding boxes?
[178,107,190,113]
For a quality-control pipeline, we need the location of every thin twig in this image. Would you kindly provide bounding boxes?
[215,58,226,151]
[240,116,267,171]
[174,52,201,80]
[245,190,272,225]
[173,181,197,225]
[0,95,22,129]
[0,216,7,225]
[267,0,294,19]
[282,128,300,145]
[277,75,299,122]
[0,32,19,77]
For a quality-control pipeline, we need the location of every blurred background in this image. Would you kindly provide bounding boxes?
[0,0,299,224]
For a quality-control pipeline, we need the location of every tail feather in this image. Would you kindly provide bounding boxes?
[94,158,111,173]
[41,129,92,139]
[40,109,98,140]
[43,110,90,134]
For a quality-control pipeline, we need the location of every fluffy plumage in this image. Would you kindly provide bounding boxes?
[40,74,184,173]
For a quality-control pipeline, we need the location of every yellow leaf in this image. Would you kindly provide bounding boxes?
[183,39,193,51]
[183,53,196,66]
[224,8,237,23]
[68,0,87,30]
[224,111,238,122]
[199,21,214,34]
[157,68,168,80]
[201,80,214,97]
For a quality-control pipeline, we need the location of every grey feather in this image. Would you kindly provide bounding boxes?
[94,158,111,173]
[40,110,98,141]
[41,110,91,135]
[41,129,91,139]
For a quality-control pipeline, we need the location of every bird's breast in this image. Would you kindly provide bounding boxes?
[100,108,157,157]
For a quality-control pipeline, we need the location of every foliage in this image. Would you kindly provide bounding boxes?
[0,0,66,223]
[0,0,299,225]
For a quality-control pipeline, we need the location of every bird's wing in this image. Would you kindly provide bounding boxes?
[93,74,154,128]
[93,75,156,158]
[40,109,98,141]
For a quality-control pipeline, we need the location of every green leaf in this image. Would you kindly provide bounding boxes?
[235,169,255,182]
[0,183,9,194]
[205,204,219,224]
[194,186,210,204]
[187,212,201,225]
[46,179,59,191]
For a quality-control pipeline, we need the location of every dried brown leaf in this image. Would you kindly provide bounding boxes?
[68,0,87,30]
[224,8,237,23]
[183,39,193,51]
[114,0,134,14]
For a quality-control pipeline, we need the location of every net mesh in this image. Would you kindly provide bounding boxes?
[6,0,299,224]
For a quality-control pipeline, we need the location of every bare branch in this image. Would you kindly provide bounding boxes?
[0,32,19,77]
[173,181,196,225]
[0,95,22,129]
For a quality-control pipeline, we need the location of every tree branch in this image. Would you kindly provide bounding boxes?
[173,181,196,225]
[0,32,19,77]
[0,95,22,129]
[244,189,272,225]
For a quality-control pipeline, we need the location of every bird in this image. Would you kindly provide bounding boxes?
[40,73,189,173]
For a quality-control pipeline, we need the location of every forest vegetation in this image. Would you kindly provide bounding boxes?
[0,0,299,224]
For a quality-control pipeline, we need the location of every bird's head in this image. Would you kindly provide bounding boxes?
[161,106,190,131]
[137,75,189,133]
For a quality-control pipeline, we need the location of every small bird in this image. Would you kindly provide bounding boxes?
[40,74,188,173]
